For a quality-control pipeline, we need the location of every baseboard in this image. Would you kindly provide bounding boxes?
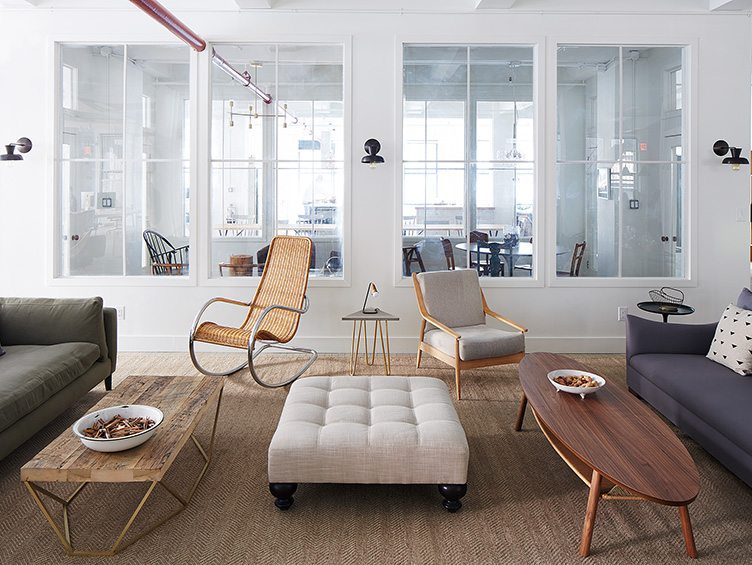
[120,335,626,354]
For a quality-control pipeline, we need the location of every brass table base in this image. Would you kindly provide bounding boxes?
[349,320,392,375]
[24,389,223,557]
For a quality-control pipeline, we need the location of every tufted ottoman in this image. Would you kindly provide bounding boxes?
[268,376,469,512]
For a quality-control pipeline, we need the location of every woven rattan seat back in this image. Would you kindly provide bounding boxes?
[238,236,312,343]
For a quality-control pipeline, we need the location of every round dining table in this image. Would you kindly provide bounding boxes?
[455,241,570,276]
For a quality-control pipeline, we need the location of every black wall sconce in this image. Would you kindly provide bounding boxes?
[713,139,749,171]
[361,138,384,168]
[1,137,32,162]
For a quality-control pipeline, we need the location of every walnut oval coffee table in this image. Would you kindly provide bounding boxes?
[515,353,700,558]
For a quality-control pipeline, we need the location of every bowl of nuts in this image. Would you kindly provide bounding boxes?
[547,370,606,399]
[72,405,163,453]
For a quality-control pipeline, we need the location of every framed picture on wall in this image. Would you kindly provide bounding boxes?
[597,167,611,199]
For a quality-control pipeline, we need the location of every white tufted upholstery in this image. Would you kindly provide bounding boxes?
[268,376,469,484]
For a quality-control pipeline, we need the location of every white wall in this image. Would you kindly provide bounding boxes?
[0,9,750,353]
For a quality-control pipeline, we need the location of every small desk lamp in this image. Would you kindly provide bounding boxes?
[362,282,379,314]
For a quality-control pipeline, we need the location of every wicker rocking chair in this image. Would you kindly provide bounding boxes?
[189,236,318,387]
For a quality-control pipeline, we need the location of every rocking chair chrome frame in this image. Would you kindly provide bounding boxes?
[189,296,318,388]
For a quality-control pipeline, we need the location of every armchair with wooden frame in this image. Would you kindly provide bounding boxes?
[413,269,527,399]
[189,236,317,388]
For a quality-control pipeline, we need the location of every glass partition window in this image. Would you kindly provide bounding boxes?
[210,43,345,278]
[402,44,536,278]
[556,45,686,278]
[56,44,191,277]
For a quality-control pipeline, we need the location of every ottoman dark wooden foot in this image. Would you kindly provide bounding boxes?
[438,483,467,512]
[269,482,298,510]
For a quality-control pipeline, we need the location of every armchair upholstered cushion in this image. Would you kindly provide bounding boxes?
[424,325,525,361]
[415,270,486,328]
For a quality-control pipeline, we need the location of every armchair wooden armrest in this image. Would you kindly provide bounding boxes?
[419,312,461,339]
[481,293,527,333]
[484,307,528,333]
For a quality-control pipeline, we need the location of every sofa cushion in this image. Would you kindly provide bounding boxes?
[706,304,752,375]
[736,287,752,311]
[630,353,752,455]
[416,270,486,328]
[0,297,108,361]
[0,343,100,434]
[424,324,524,361]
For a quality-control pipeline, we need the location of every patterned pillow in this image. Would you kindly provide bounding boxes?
[707,304,752,375]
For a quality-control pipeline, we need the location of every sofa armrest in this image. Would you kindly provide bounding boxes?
[626,314,717,360]
[103,307,117,373]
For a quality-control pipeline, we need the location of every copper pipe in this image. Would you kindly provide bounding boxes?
[129,0,206,52]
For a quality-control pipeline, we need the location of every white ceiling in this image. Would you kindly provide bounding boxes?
[1,0,752,11]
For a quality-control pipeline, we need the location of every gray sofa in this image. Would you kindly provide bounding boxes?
[0,297,117,461]
[626,313,752,488]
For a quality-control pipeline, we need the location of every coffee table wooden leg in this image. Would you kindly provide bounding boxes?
[679,505,698,559]
[579,469,602,557]
[514,393,527,431]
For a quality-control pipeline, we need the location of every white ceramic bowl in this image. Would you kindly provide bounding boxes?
[72,405,164,453]
[547,370,606,399]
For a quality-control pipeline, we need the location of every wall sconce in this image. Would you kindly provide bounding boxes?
[713,139,749,171]
[361,138,384,168]
[361,282,379,314]
[1,137,32,162]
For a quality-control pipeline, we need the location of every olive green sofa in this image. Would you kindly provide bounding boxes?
[0,297,117,461]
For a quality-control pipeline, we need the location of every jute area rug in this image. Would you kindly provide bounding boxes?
[1,353,750,564]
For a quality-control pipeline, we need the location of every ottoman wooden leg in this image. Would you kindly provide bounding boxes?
[269,483,297,510]
[438,484,467,513]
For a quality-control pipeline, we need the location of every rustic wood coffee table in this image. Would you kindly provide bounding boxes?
[515,353,700,558]
[21,375,224,557]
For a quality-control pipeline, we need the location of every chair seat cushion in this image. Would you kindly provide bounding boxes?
[268,376,469,484]
[424,324,525,361]
[630,353,752,454]
[0,343,100,434]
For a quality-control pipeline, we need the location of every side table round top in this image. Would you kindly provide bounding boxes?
[637,301,695,322]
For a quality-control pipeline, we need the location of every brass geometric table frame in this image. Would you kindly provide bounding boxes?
[343,310,399,377]
[348,319,393,375]
[23,388,223,558]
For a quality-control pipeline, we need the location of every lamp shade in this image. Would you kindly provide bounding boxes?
[361,138,384,166]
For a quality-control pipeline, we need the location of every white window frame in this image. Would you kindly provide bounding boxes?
[547,37,698,289]
[48,38,199,287]
[394,34,546,288]
[200,35,352,288]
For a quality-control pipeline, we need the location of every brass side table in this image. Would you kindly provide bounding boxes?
[342,310,399,375]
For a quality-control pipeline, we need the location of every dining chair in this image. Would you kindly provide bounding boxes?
[468,230,490,275]
[413,269,527,399]
[190,236,318,388]
[143,229,189,275]
[402,244,426,276]
[557,241,586,277]
[440,237,456,270]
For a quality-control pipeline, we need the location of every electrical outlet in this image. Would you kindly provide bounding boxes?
[115,306,125,321]
[617,306,628,322]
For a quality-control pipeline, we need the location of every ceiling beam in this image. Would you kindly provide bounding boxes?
[474,0,517,8]
[234,0,274,8]
[709,0,752,10]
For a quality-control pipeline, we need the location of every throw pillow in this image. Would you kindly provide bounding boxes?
[707,304,752,375]
[736,288,752,311]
